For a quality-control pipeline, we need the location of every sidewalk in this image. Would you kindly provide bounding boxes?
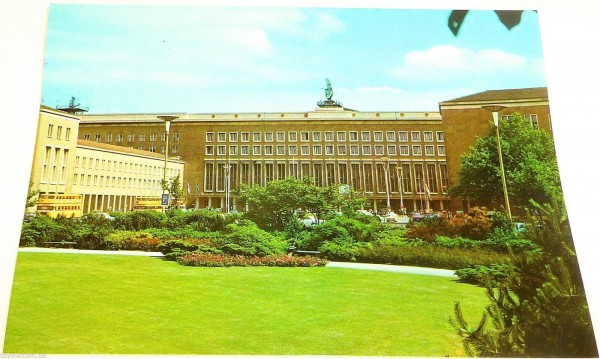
[18,247,457,277]
[326,261,457,277]
[18,247,164,257]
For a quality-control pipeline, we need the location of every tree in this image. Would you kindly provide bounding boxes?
[450,113,562,210]
[450,199,598,357]
[236,177,344,230]
[25,182,40,209]
[161,173,185,207]
[448,10,527,36]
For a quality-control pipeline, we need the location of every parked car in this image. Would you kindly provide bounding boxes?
[301,215,324,227]
[411,212,423,222]
[90,211,115,221]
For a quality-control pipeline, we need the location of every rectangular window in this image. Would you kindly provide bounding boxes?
[313,163,323,186]
[149,133,157,141]
[525,114,540,130]
[313,145,322,155]
[350,145,359,155]
[289,145,297,155]
[301,145,310,155]
[229,132,238,142]
[423,131,434,142]
[427,163,438,193]
[138,133,146,141]
[337,131,346,141]
[47,124,53,138]
[241,145,249,155]
[253,145,261,155]
[425,145,435,156]
[401,163,412,193]
[161,133,167,141]
[241,132,249,142]
[374,131,383,142]
[217,145,226,155]
[265,145,273,155]
[83,134,90,141]
[386,131,395,142]
[398,131,408,142]
[116,134,123,142]
[400,145,409,156]
[338,163,348,184]
[349,131,358,141]
[253,163,262,185]
[411,131,420,142]
[149,145,156,153]
[56,126,62,139]
[376,164,386,193]
[95,134,101,142]
[324,131,334,141]
[265,163,274,184]
[414,164,424,193]
[312,131,321,142]
[325,145,334,155]
[362,145,371,155]
[351,163,361,190]
[301,163,310,179]
[387,145,397,155]
[206,132,215,142]
[65,127,71,141]
[436,131,445,142]
[289,162,298,178]
[217,132,226,142]
[128,134,135,142]
[204,163,214,191]
[412,145,422,156]
[440,163,449,193]
[265,132,273,142]
[326,163,335,186]
[374,145,384,155]
[216,163,225,191]
[289,131,297,142]
[277,163,286,180]
[253,132,261,142]
[205,145,214,155]
[363,164,373,192]
[277,132,285,142]
[240,163,250,185]
[276,145,285,155]
[361,131,371,141]
[300,131,309,141]
[389,164,399,192]
[437,145,445,156]
[172,145,179,154]
[105,133,112,142]
[229,145,238,155]
[337,145,347,155]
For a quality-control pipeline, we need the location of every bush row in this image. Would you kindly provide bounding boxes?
[178,253,327,267]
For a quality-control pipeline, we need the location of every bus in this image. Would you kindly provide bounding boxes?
[36,194,83,218]
[133,196,163,212]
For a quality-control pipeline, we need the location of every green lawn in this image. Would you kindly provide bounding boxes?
[4,253,488,356]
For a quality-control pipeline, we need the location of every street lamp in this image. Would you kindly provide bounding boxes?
[380,157,391,212]
[481,105,511,219]
[158,115,179,210]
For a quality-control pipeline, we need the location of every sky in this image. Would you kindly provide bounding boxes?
[41,5,547,114]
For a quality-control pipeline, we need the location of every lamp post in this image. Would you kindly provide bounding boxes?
[225,162,232,214]
[398,164,405,215]
[380,157,391,212]
[481,105,511,220]
[158,115,179,210]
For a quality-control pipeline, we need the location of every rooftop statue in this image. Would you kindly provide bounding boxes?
[324,78,333,101]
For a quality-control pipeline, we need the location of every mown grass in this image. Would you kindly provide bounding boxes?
[4,252,488,356]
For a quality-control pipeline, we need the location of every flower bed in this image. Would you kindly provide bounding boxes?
[178,253,327,267]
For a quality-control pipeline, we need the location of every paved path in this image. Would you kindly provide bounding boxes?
[18,247,165,257]
[327,261,457,277]
[18,247,457,277]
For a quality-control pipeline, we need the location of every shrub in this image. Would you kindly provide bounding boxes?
[144,227,222,241]
[104,231,162,251]
[319,241,371,261]
[446,207,492,240]
[482,227,538,253]
[221,222,287,257]
[113,210,167,230]
[184,209,225,231]
[177,253,327,267]
[302,222,351,250]
[20,215,68,247]
[355,244,508,270]
[433,236,481,250]
[157,238,221,261]
[454,263,512,285]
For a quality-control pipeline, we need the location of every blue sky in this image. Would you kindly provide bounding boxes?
[42,5,546,113]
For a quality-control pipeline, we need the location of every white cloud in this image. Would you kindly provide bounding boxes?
[390,45,529,82]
